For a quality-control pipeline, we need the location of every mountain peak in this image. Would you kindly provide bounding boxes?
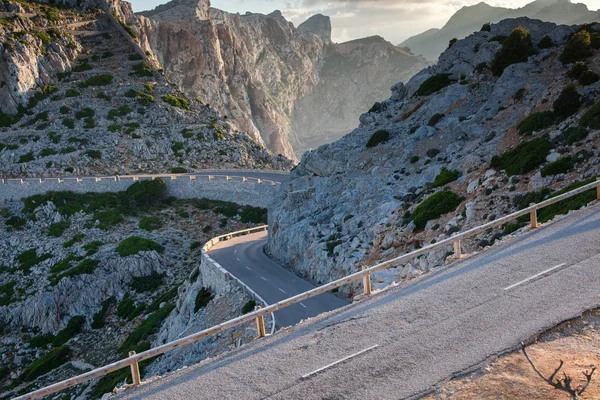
[298,14,332,40]
[139,0,210,21]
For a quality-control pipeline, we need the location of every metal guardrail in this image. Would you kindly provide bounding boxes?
[0,172,285,186]
[14,178,600,400]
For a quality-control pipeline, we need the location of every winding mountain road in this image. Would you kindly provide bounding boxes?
[119,203,600,400]
[209,232,349,328]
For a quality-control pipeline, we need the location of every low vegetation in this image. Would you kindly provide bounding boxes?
[411,190,463,229]
[490,137,553,176]
[415,73,455,96]
[580,103,600,129]
[242,299,256,314]
[432,168,460,188]
[491,27,534,76]
[553,85,580,119]
[517,111,556,135]
[366,129,390,148]
[118,304,175,354]
[162,94,189,110]
[139,216,162,231]
[194,287,214,313]
[115,236,165,257]
[19,346,70,382]
[560,30,593,64]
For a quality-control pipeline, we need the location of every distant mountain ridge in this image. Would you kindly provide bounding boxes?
[400,0,599,60]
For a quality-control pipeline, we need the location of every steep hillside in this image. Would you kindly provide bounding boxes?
[134,0,427,159]
[269,18,600,297]
[0,179,266,399]
[400,0,599,61]
[0,0,290,178]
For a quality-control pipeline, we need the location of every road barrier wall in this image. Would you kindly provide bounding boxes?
[0,173,282,208]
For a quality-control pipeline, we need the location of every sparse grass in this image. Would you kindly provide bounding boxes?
[117,296,145,321]
[48,220,70,237]
[52,316,85,346]
[83,241,104,256]
[490,137,553,176]
[115,236,165,257]
[411,190,463,229]
[131,273,164,293]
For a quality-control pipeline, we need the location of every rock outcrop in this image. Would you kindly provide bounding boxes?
[400,0,600,61]
[135,1,428,159]
[268,18,600,296]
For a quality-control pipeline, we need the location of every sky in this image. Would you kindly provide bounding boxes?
[130,0,600,44]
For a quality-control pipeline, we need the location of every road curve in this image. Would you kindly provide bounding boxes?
[119,204,600,400]
[209,231,348,328]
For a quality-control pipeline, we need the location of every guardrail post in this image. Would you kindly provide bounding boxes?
[128,351,141,386]
[208,175,213,181]
[529,203,538,228]
[597,177,600,200]
[453,239,462,259]
[255,306,266,338]
[362,270,372,296]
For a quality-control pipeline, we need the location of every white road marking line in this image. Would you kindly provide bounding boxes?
[301,345,379,380]
[300,302,307,309]
[245,266,251,271]
[504,263,566,291]
[261,277,267,281]
[236,257,241,262]
[278,288,287,294]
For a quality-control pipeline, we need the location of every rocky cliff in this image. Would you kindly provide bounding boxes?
[135,0,427,159]
[400,0,600,61]
[268,18,600,297]
[0,0,290,178]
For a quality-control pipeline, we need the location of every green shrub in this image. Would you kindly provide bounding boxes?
[97,91,111,101]
[19,152,35,163]
[427,113,445,127]
[52,259,99,283]
[75,108,95,120]
[580,103,600,129]
[553,85,580,119]
[149,285,181,312]
[162,94,189,110]
[0,111,23,127]
[131,273,164,293]
[0,280,15,306]
[108,105,132,120]
[116,236,165,257]
[240,206,268,224]
[117,296,145,321]
[108,124,121,132]
[491,27,534,76]
[6,215,26,230]
[415,73,455,96]
[28,334,55,349]
[537,35,553,49]
[541,156,575,177]
[17,249,52,274]
[50,254,81,274]
[579,70,599,86]
[128,53,144,61]
[125,88,154,104]
[80,74,113,87]
[448,38,458,49]
[170,167,187,173]
[48,220,70,237]
[118,304,175,354]
[567,62,588,79]
[537,179,596,223]
[132,62,153,77]
[560,30,592,64]
[85,150,102,159]
[475,62,489,73]
[242,299,256,314]
[411,190,463,229]
[432,168,460,188]
[366,129,390,148]
[118,17,136,38]
[61,146,76,154]
[62,118,75,129]
[92,298,114,329]
[517,110,556,135]
[52,316,85,346]
[123,179,168,211]
[83,117,96,129]
[83,241,104,256]
[139,216,162,231]
[60,105,71,114]
[490,137,553,176]
[19,346,70,382]
[48,131,61,144]
[73,61,92,73]
[409,155,419,164]
[503,221,526,235]
[194,287,214,312]
[89,210,123,230]
[481,23,491,32]
[554,126,589,145]
[171,141,184,153]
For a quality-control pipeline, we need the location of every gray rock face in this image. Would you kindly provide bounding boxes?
[268,18,600,294]
[138,0,210,21]
[135,5,428,159]
[298,14,331,39]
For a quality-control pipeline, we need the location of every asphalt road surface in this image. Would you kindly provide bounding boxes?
[209,232,349,328]
[119,204,600,400]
